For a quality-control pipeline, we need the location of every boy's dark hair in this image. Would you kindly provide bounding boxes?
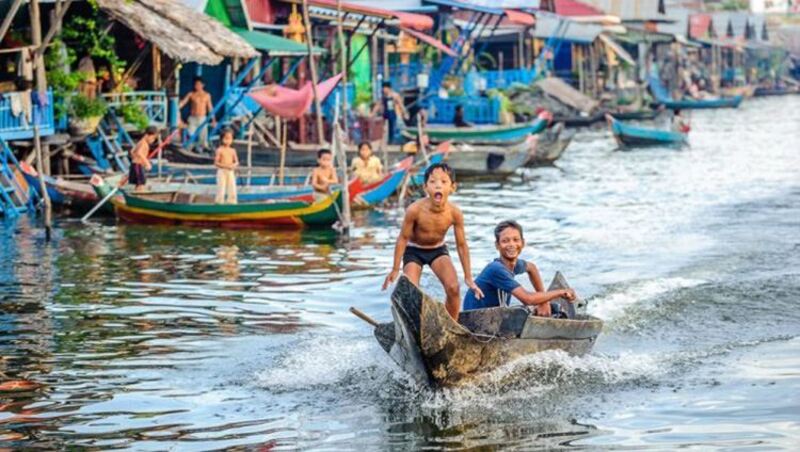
[494,220,524,242]
[423,162,455,184]
[317,148,332,159]
[144,125,158,136]
[382,81,391,89]
[193,76,204,84]
[221,127,234,138]
[358,141,372,151]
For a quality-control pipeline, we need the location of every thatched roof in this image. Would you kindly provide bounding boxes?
[97,0,257,65]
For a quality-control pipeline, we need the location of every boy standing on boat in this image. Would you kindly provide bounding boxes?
[463,220,576,317]
[372,82,406,144]
[214,129,238,204]
[382,163,483,320]
[129,126,157,192]
[180,77,215,150]
[311,149,338,195]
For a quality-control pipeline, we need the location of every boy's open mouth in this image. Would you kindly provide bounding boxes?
[433,192,443,202]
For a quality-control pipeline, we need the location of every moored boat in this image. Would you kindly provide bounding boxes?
[92,177,342,229]
[436,136,537,179]
[403,116,548,144]
[370,274,603,388]
[20,162,122,211]
[526,122,573,167]
[606,115,688,149]
[648,75,743,110]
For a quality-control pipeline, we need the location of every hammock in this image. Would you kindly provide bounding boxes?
[247,73,343,119]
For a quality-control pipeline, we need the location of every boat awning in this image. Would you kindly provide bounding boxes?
[96,0,257,65]
[281,0,433,31]
[504,9,536,27]
[401,27,458,57]
[598,33,635,66]
[233,28,326,56]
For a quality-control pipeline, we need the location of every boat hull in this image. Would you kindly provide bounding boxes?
[376,275,603,387]
[654,95,743,110]
[404,118,547,144]
[437,138,536,179]
[607,116,687,149]
[526,123,573,167]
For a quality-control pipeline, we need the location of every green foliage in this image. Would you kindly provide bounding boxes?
[45,40,86,120]
[119,101,149,130]
[355,90,373,109]
[61,10,125,75]
[72,94,108,119]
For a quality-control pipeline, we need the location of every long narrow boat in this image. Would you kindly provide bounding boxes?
[403,116,548,144]
[525,122,573,167]
[433,137,536,179]
[753,86,800,97]
[369,274,603,387]
[20,162,122,211]
[648,75,743,110]
[92,178,342,229]
[720,85,756,98]
[606,115,688,149]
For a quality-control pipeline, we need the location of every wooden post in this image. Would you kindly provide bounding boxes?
[301,0,325,145]
[33,125,51,240]
[30,0,50,176]
[247,121,254,186]
[279,120,287,185]
[332,95,350,235]
[337,0,348,137]
[152,46,162,90]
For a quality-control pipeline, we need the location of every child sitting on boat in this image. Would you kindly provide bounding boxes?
[129,126,157,192]
[351,142,384,185]
[382,163,483,320]
[463,220,576,317]
[214,129,239,204]
[311,149,338,195]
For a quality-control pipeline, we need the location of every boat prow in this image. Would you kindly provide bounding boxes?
[375,274,603,388]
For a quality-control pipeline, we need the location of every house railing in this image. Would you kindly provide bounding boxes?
[0,90,55,140]
[428,96,501,124]
[101,90,168,128]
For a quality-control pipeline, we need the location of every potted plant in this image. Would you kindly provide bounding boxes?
[70,94,108,135]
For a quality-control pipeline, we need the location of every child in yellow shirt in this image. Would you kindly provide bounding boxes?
[350,142,384,185]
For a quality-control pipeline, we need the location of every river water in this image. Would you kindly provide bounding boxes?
[1,97,799,450]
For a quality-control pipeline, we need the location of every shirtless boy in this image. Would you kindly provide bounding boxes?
[179,77,215,149]
[311,149,338,194]
[382,163,483,320]
[129,126,157,192]
[214,129,239,204]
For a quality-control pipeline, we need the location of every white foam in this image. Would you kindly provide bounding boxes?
[588,277,706,320]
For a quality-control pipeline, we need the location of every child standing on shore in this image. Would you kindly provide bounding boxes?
[382,163,483,320]
[214,129,238,204]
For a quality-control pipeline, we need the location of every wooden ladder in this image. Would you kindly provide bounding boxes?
[0,137,35,217]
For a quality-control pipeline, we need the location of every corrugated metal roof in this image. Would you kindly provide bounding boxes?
[579,0,667,21]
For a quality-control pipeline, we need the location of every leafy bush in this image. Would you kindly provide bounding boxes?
[119,102,149,130]
[72,94,108,119]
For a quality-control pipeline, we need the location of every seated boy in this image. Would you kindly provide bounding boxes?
[351,141,384,185]
[463,220,576,317]
[311,148,339,194]
[382,163,483,320]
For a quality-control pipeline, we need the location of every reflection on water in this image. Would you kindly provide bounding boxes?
[0,97,799,449]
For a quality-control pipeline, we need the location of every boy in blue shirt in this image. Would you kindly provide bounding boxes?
[463,220,576,316]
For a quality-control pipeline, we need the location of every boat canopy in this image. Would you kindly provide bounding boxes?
[233,28,325,56]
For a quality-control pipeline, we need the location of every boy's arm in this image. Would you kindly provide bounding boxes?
[526,261,545,292]
[206,95,216,125]
[330,170,339,184]
[232,150,239,168]
[382,205,416,290]
[453,208,484,299]
[510,286,575,307]
[179,93,191,109]
[310,169,326,192]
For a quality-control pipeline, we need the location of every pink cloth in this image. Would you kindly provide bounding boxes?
[248,73,344,119]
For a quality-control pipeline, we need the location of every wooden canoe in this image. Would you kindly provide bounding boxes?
[93,178,342,229]
[525,122,573,167]
[606,115,687,149]
[653,95,743,110]
[403,117,548,144]
[431,137,536,180]
[374,274,603,388]
[20,161,122,211]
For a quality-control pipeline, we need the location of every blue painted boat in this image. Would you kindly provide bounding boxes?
[606,115,688,149]
[648,75,743,110]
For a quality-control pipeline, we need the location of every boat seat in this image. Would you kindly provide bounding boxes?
[458,306,529,338]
